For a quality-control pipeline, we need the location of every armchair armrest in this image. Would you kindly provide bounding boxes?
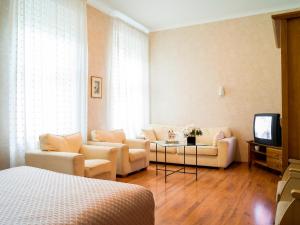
[80,145,118,180]
[217,137,237,168]
[290,171,300,179]
[280,174,300,201]
[291,189,300,199]
[25,150,84,176]
[80,145,118,161]
[87,141,130,176]
[289,159,300,165]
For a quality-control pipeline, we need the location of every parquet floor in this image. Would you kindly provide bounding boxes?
[117,163,279,225]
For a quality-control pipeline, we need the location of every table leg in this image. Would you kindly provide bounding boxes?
[156,143,158,176]
[184,146,186,173]
[248,143,252,169]
[196,145,198,181]
[165,146,167,182]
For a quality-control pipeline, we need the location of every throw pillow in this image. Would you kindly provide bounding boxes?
[39,134,69,152]
[213,131,225,146]
[91,129,126,143]
[64,133,82,153]
[142,129,157,141]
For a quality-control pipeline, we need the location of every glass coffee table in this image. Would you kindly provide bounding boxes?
[154,141,204,182]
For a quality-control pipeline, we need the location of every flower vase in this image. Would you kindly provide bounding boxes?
[187,136,196,145]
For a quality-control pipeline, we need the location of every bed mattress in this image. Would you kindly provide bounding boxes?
[0,166,155,225]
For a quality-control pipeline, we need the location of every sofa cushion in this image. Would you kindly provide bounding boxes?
[91,129,126,143]
[149,143,177,153]
[150,124,185,141]
[213,131,225,146]
[196,130,214,145]
[177,146,218,156]
[142,129,157,141]
[129,149,147,162]
[84,159,112,178]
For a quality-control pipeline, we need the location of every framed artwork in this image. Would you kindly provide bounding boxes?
[91,76,102,98]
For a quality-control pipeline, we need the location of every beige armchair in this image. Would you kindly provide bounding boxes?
[88,130,150,176]
[276,159,300,202]
[25,133,118,180]
[275,170,300,225]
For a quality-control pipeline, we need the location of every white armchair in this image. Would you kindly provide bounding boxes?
[25,133,118,180]
[88,130,150,176]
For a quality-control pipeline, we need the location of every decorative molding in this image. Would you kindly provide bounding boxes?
[150,3,300,32]
[87,0,149,33]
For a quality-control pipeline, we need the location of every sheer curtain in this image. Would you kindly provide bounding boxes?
[0,0,87,167]
[107,18,149,138]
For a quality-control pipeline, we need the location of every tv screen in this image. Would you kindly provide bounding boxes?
[253,113,281,146]
[254,116,272,140]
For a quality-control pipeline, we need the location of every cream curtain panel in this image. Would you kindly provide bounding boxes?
[107,19,149,138]
[0,0,88,168]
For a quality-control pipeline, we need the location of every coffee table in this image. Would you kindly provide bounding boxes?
[154,141,202,182]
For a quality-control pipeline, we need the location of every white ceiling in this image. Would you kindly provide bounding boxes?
[90,0,300,32]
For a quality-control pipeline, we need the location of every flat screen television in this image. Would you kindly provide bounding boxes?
[253,113,281,146]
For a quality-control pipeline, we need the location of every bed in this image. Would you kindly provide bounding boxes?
[0,166,155,225]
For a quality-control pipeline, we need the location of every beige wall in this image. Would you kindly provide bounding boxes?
[150,13,281,162]
[87,5,111,137]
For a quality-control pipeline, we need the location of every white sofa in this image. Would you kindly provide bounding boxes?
[88,129,150,176]
[141,124,236,169]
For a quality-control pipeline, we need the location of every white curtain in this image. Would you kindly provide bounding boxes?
[107,18,149,138]
[0,0,87,167]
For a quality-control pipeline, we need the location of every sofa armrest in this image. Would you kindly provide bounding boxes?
[25,150,84,176]
[217,137,237,168]
[87,141,130,176]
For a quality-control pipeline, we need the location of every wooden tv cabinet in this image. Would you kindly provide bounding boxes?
[247,140,283,173]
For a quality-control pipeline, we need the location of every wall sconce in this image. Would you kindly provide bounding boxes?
[218,86,225,97]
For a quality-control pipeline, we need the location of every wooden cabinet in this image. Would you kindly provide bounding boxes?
[248,141,282,173]
[272,11,300,170]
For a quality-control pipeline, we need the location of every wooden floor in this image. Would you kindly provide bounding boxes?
[117,163,279,225]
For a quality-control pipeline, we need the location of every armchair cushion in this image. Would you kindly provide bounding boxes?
[39,134,68,151]
[91,129,126,143]
[84,159,112,178]
[39,133,82,153]
[129,149,147,162]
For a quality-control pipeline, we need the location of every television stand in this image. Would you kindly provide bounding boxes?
[247,140,283,173]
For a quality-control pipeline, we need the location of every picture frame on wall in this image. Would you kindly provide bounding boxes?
[91,76,102,99]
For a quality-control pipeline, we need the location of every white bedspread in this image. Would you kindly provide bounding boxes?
[0,166,155,225]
